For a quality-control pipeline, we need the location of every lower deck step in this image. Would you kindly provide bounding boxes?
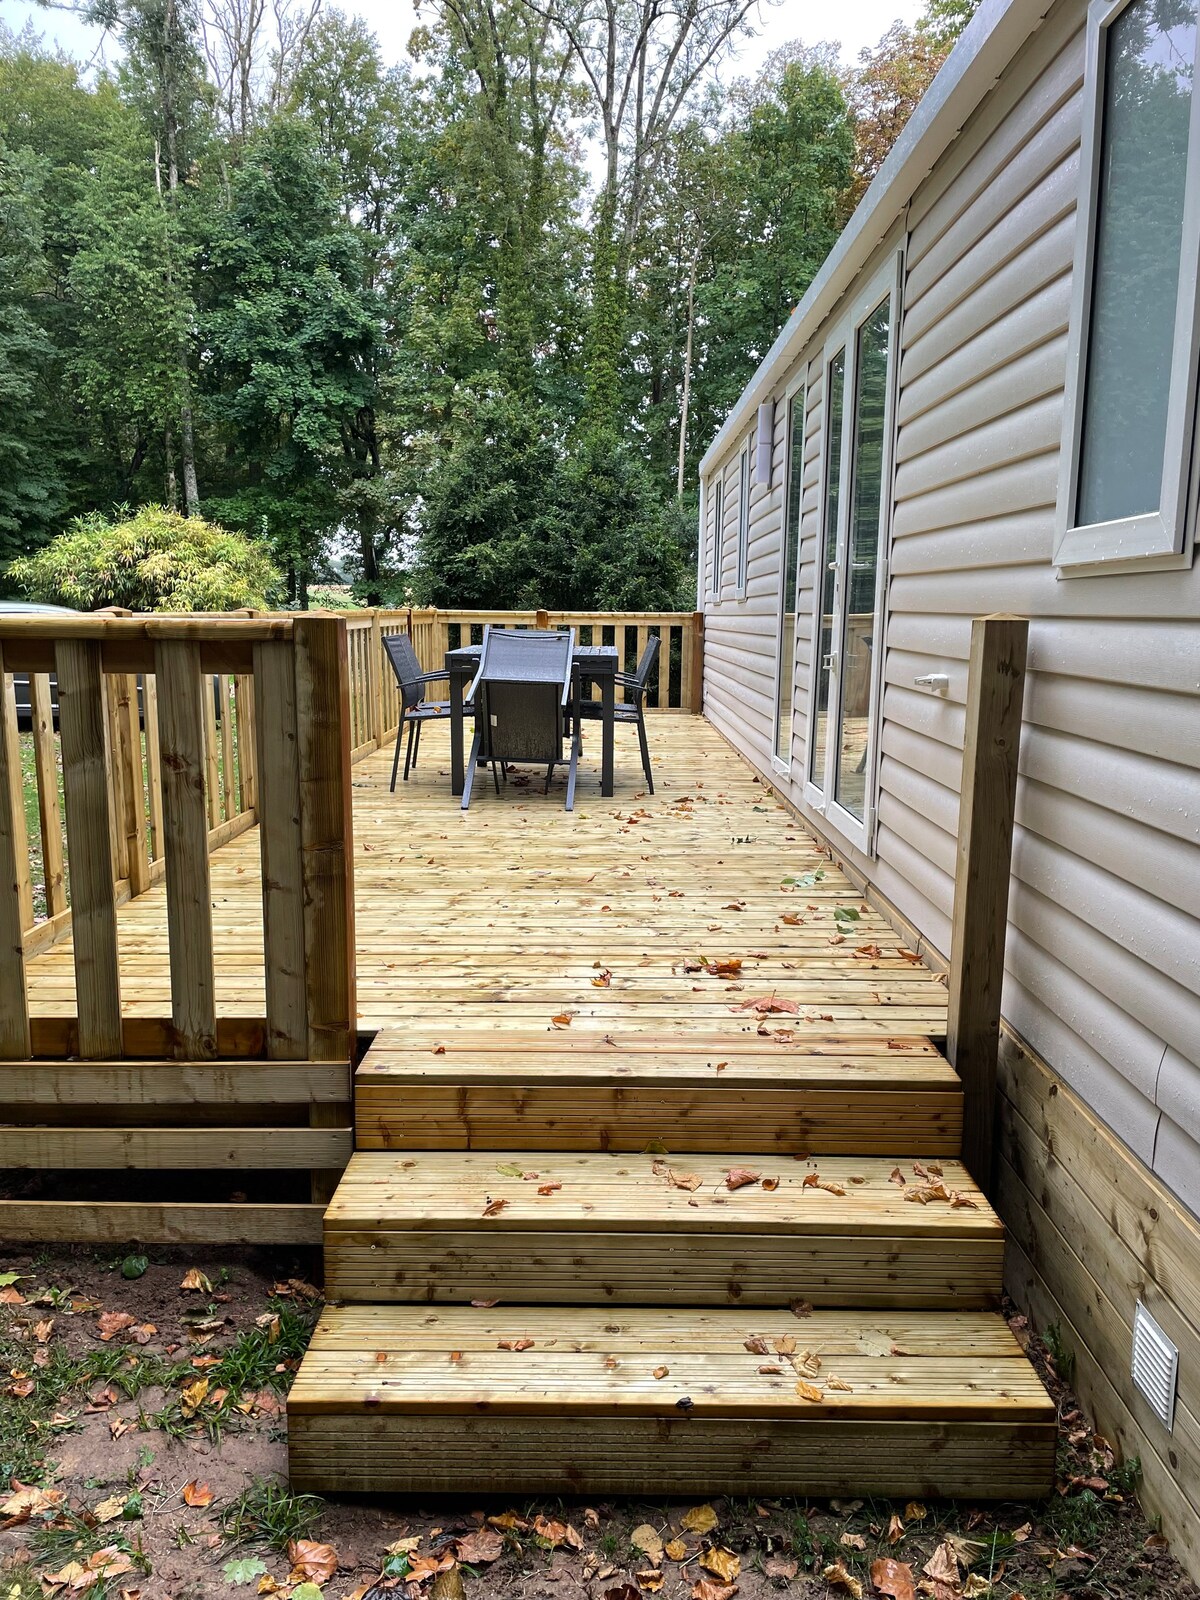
[287,1305,1056,1498]
[324,1151,1005,1307]
[354,1032,963,1155]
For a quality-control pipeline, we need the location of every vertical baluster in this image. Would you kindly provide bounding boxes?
[218,674,235,821]
[31,673,66,916]
[203,674,220,829]
[0,648,31,1056]
[254,640,306,1059]
[143,674,165,861]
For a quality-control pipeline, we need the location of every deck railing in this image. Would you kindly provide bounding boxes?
[0,613,355,1065]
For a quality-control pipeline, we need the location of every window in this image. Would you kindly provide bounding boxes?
[805,254,901,852]
[1057,0,1200,573]
[736,438,750,596]
[710,475,724,598]
[772,383,806,770]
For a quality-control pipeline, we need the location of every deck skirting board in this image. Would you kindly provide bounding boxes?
[0,1199,324,1244]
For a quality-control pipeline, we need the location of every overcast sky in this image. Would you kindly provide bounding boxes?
[2,0,922,80]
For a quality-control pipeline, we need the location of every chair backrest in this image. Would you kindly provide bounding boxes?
[634,633,661,691]
[382,632,427,709]
[471,627,575,764]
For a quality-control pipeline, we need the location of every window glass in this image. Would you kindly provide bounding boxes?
[774,390,805,765]
[1076,0,1198,527]
[833,299,890,820]
[810,350,845,793]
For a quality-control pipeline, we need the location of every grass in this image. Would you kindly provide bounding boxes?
[220,1478,324,1552]
[26,1509,151,1598]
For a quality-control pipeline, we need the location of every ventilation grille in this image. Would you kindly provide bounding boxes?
[1132,1301,1178,1430]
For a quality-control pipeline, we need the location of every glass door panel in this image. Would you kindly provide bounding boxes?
[774,387,805,765]
[809,350,845,793]
[833,297,891,821]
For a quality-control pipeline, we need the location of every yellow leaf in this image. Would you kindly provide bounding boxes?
[680,1505,718,1536]
[182,1480,214,1508]
[699,1548,740,1582]
[180,1377,209,1416]
[664,1538,687,1561]
[822,1560,864,1598]
[636,1570,663,1592]
[180,1269,212,1293]
[630,1526,664,1565]
[795,1378,824,1402]
[92,1496,127,1525]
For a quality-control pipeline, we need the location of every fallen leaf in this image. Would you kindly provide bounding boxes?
[761,1176,780,1191]
[550,1014,573,1027]
[537,1182,562,1196]
[699,1548,740,1582]
[923,1543,960,1584]
[795,1378,824,1402]
[288,1539,338,1585]
[826,1374,854,1392]
[532,1515,582,1549]
[131,1323,156,1345]
[430,1566,466,1600]
[453,1525,503,1565]
[482,1198,508,1217]
[870,1557,916,1600]
[789,1299,813,1319]
[33,1318,53,1342]
[180,1377,209,1416]
[963,1577,992,1597]
[92,1495,129,1524]
[1,1483,65,1524]
[725,1167,761,1190]
[904,1502,926,1523]
[886,1514,905,1545]
[744,1336,769,1354]
[680,1504,719,1535]
[668,1169,703,1191]
[840,1532,866,1550]
[764,1554,798,1579]
[664,1538,687,1561]
[182,1480,214,1507]
[653,1365,670,1380]
[889,1168,906,1186]
[97,1312,137,1341]
[497,1338,534,1351]
[692,1582,736,1600]
[822,1560,863,1597]
[631,1525,665,1565]
[223,1557,269,1586]
[180,1269,213,1293]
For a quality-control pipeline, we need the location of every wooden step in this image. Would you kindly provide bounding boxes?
[287,1305,1056,1498]
[324,1151,1004,1307]
[355,1032,963,1155]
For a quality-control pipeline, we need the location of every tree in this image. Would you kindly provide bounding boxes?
[201,0,324,140]
[0,139,69,558]
[846,20,949,207]
[9,503,279,609]
[201,115,380,603]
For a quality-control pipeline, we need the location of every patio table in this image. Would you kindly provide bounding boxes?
[446,642,619,798]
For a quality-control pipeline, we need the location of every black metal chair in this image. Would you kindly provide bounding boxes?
[382,632,466,791]
[462,627,580,811]
[575,633,659,793]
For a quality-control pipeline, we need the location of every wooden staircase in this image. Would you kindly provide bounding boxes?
[287,1033,1057,1498]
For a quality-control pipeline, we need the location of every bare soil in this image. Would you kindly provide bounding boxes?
[0,1244,1195,1600]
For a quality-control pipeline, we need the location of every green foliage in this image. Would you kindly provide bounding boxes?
[220,1479,324,1552]
[10,504,279,611]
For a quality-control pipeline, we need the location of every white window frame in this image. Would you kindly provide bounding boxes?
[1055,0,1200,577]
[803,253,902,855]
[771,373,808,777]
[710,473,724,599]
[735,435,751,598]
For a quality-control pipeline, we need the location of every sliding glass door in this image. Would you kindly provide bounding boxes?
[772,383,806,768]
[805,257,900,849]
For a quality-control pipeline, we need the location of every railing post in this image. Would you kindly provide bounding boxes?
[369,609,385,746]
[946,614,1029,1191]
[0,647,30,1056]
[686,612,704,712]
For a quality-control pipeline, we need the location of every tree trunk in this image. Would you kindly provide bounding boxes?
[178,369,200,515]
[677,251,698,499]
[165,423,178,507]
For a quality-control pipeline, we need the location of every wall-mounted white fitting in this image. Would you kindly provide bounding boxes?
[913,673,950,693]
[755,401,774,488]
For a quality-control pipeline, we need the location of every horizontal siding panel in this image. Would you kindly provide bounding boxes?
[877,790,957,880]
[896,335,1068,467]
[889,514,1052,577]
[1157,1049,1200,1149]
[891,456,1058,542]
[1152,1116,1200,1223]
[895,394,1064,504]
[1023,675,1200,766]
[1020,728,1200,844]
[879,720,964,793]
[1017,775,1200,902]
[889,562,1200,620]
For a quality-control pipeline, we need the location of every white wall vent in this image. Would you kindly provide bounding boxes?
[1132,1301,1178,1430]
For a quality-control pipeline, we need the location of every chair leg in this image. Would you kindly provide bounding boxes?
[403,717,416,781]
[412,719,422,769]
[390,712,405,792]
[545,760,555,794]
[492,759,502,795]
[462,726,483,810]
[566,728,580,812]
[637,706,654,794]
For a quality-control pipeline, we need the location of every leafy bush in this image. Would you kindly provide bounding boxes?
[9,504,281,612]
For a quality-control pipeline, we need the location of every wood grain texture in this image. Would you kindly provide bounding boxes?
[0,1199,324,1245]
[0,1124,352,1169]
[253,639,306,1060]
[946,615,1028,1189]
[30,673,67,916]
[154,641,216,1059]
[55,639,122,1057]
[0,656,30,1055]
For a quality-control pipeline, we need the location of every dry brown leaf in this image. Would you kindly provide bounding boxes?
[963,1577,993,1597]
[455,1527,504,1564]
[550,1013,573,1028]
[2,1483,65,1524]
[636,1571,663,1593]
[761,1176,780,1191]
[691,1582,736,1600]
[182,1480,214,1508]
[725,1167,761,1190]
[950,1191,979,1209]
[33,1318,53,1342]
[487,1512,529,1533]
[652,1365,670,1380]
[789,1299,813,1319]
[668,1169,703,1191]
[180,1269,212,1293]
[825,1373,854,1392]
[131,1323,157,1346]
[870,1557,916,1600]
[887,1514,905,1545]
[794,1378,824,1402]
[631,1525,665,1564]
[592,969,612,988]
[664,1538,687,1561]
[840,1532,867,1550]
[96,1312,137,1341]
[699,1548,740,1582]
[743,1336,769,1354]
[496,1338,534,1351]
[923,1542,960,1583]
[795,1348,821,1377]
[532,1515,582,1549]
[889,1167,906,1186]
[904,1502,927,1523]
[482,1198,508,1217]
[822,1560,863,1597]
[774,1335,796,1355]
[288,1539,338,1585]
[679,1504,719,1535]
[758,1364,783,1375]
[537,1182,562,1196]
[736,995,799,1014]
[179,1377,209,1416]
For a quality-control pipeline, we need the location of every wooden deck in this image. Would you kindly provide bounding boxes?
[23,715,949,1039]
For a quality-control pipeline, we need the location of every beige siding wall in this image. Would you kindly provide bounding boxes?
[700,0,1200,1218]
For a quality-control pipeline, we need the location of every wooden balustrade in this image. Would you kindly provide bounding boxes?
[0,614,355,1067]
